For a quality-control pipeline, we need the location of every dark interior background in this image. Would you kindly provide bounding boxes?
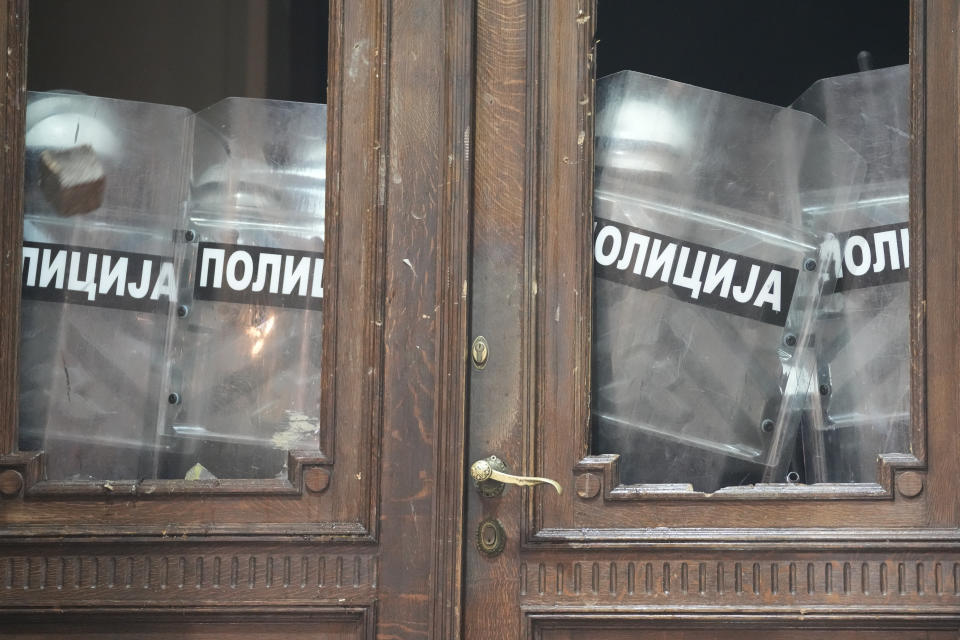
[28,0,327,111]
[597,0,909,106]
[28,1,906,110]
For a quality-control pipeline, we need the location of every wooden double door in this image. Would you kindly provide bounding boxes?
[2,0,960,638]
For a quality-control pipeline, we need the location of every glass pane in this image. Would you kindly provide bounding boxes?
[591,1,910,491]
[18,1,329,481]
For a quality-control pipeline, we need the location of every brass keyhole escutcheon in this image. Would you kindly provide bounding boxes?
[471,335,489,369]
[476,517,506,557]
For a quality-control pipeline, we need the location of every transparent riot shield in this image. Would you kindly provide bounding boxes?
[158,98,326,480]
[591,71,865,492]
[19,92,191,481]
[792,65,911,483]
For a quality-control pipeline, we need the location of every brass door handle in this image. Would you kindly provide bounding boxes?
[470,455,562,496]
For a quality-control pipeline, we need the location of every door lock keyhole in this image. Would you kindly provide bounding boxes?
[472,335,489,369]
[476,517,506,556]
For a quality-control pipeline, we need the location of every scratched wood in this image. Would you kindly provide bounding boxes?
[464,0,960,638]
[2,0,960,637]
[0,0,386,540]
[0,0,26,456]
[0,1,473,639]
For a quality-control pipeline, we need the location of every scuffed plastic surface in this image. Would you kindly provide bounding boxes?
[591,71,865,492]
[158,99,327,479]
[792,65,911,483]
[18,92,191,480]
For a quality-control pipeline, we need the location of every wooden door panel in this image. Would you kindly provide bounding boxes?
[0,0,386,540]
[528,0,955,539]
[467,0,960,637]
[0,0,472,636]
[0,612,369,639]
[2,623,362,640]
[0,547,376,608]
[538,629,957,640]
[467,0,957,542]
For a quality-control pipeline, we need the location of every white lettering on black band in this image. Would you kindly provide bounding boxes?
[194,242,324,311]
[593,218,800,327]
[22,241,174,313]
[830,222,909,292]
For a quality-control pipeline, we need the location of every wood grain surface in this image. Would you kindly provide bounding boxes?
[465,0,960,638]
[2,0,960,637]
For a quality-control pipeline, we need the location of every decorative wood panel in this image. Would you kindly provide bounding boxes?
[519,556,960,607]
[0,550,376,606]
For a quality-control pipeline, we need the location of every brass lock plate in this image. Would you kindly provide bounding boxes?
[476,517,506,557]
